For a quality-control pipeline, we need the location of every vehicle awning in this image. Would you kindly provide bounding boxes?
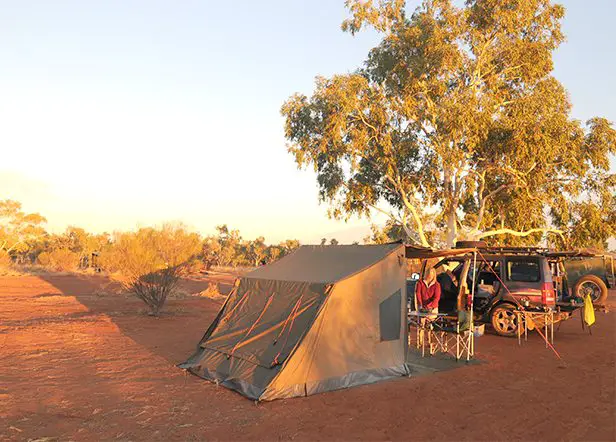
[405,245,477,259]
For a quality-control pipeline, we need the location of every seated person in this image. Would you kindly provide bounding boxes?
[416,267,441,318]
[436,267,458,314]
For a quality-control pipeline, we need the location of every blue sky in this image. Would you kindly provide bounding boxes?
[1,0,614,243]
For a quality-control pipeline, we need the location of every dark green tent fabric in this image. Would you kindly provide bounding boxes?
[201,278,328,368]
[180,244,409,401]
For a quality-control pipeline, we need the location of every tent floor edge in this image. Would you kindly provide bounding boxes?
[260,364,409,401]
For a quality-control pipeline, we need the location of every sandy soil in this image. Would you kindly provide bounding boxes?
[1,274,614,441]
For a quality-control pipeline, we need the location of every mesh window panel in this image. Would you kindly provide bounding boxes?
[379,289,401,341]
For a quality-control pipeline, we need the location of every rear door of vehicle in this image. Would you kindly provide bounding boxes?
[503,256,544,306]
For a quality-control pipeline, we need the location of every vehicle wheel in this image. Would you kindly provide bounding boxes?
[491,304,519,337]
[455,240,487,249]
[574,275,608,305]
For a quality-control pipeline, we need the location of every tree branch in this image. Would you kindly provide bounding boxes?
[475,183,517,230]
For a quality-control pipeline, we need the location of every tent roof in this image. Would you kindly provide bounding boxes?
[245,243,403,283]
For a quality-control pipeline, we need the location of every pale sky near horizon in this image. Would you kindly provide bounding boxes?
[2,0,615,244]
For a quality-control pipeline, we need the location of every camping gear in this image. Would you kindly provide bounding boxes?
[180,243,409,401]
[405,247,479,361]
[514,310,555,347]
[473,324,485,337]
[583,294,595,327]
[413,314,475,360]
[581,294,595,336]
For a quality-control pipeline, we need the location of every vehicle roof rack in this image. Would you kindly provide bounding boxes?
[480,246,553,255]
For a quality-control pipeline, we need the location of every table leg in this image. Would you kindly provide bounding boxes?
[517,311,521,346]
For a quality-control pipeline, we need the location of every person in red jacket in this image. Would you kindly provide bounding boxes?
[415,267,442,354]
[416,267,441,314]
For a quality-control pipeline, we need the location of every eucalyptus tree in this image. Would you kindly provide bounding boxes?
[282,0,615,247]
[0,199,47,261]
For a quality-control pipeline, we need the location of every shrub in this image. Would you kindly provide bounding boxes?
[104,225,201,316]
[37,248,80,271]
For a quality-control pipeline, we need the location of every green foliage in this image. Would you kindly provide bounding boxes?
[282,0,615,248]
[552,178,616,250]
[364,221,407,244]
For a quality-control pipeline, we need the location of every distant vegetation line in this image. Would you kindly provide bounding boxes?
[0,199,308,273]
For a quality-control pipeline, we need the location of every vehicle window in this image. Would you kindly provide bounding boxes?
[507,260,540,283]
[473,261,500,285]
[435,260,460,276]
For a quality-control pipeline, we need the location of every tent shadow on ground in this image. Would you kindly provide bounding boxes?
[34,272,235,366]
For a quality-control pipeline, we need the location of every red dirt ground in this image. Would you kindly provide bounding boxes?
[1,274,614,441]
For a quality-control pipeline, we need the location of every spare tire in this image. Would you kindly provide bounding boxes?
[455,240,488,249]
[574,275,608,305]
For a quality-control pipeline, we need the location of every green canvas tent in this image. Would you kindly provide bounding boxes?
[180,243,409,401]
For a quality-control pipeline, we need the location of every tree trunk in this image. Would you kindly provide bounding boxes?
[445,206,457,248]
[443,168,458,248]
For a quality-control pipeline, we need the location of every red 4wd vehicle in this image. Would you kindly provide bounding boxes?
[428,249,557,337]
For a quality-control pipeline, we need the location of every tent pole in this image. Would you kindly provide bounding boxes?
[470,251,477,356]
[414,262,421,352]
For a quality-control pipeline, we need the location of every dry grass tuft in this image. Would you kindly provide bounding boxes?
[196,282,226,301]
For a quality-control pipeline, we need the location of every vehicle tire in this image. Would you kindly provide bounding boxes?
[490,303,520,337]
[574,275,608,305]
[455,240,487,249]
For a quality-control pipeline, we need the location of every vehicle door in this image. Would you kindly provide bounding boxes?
[503,256,543,306]
[470,257,503,312]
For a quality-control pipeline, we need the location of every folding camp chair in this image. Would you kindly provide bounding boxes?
[408,310,444,357]
[429,310,474,361]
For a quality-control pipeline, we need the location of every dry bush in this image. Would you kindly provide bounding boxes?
[0,251,11,269]
[37,249,80,271]
[184,259,205,275]
[104,225,201,316]
[0,251,20,276]
[130,266,184,315]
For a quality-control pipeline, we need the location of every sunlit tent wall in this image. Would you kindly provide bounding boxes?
[180,243,409,401]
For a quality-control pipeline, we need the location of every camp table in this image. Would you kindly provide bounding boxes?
[514,309,555,347]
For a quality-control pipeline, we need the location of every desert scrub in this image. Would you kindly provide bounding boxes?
[102,224,201,316]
